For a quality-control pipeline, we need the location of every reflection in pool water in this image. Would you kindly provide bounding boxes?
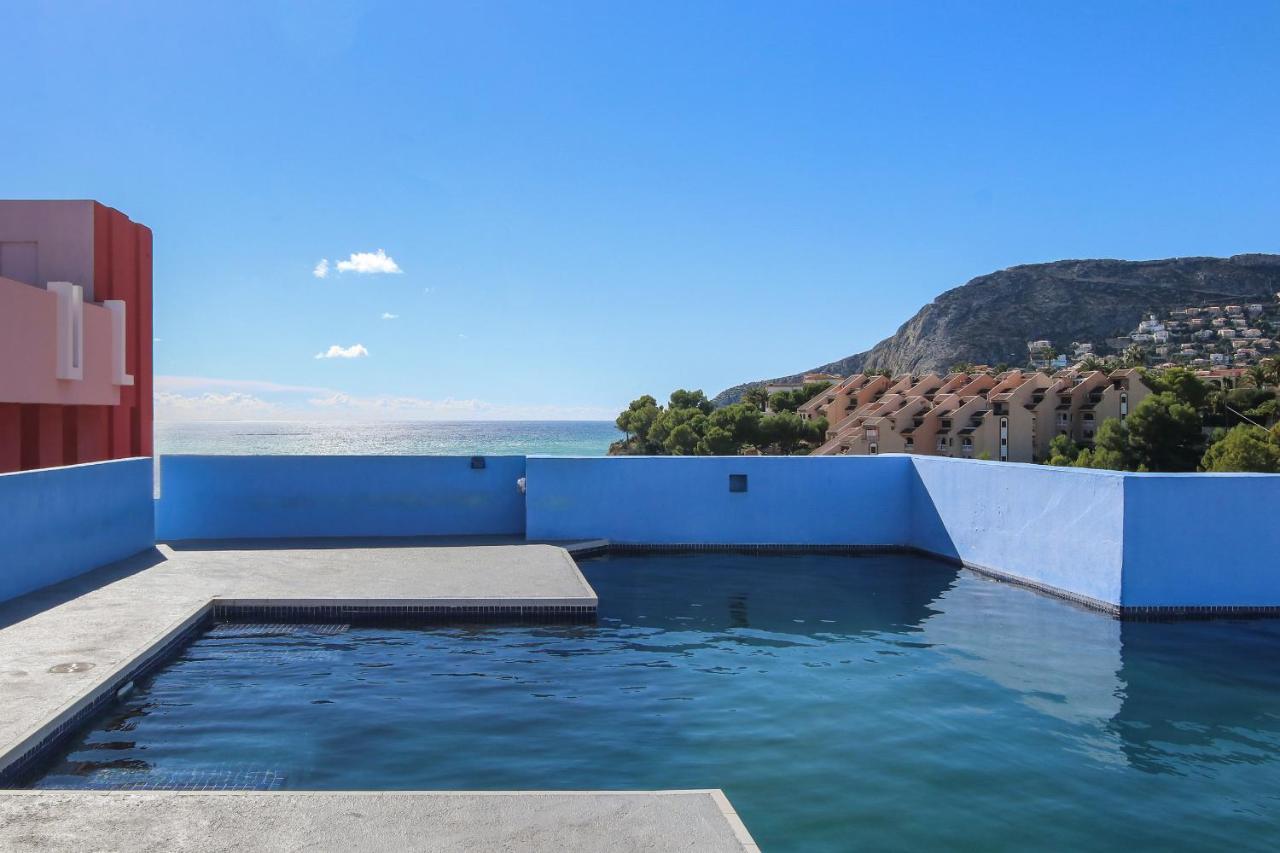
[31,553,1280,852]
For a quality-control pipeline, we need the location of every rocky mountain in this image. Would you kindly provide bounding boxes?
[713,254,1280,406]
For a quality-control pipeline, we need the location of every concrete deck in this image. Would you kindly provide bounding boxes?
[0,790,758,852]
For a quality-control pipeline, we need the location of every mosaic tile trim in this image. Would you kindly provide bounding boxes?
[605,543,914,555]
[213,603,597,625]
[565,544,610,558]
[36,765,286,792]
[946,557,1122,617]
[0,609,214,789]
[1119,604,1280,621]
[205,623,350,638]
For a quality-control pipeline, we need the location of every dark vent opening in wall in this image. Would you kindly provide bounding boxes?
[470,456,486,469]
[729,474,748,493]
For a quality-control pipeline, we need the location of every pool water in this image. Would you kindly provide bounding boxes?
[31,553,1280,852]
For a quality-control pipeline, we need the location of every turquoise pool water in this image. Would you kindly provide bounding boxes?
[31,553,1280,851]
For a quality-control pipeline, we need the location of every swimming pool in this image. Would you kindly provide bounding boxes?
[28,552,1280,852]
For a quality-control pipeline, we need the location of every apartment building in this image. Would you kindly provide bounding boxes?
[0,201,152,472]
[803,368,1151,462]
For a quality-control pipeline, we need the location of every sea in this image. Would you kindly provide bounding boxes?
[155,421,622,457]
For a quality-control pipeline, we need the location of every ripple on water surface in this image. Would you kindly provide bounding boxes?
[31,553,1280,853]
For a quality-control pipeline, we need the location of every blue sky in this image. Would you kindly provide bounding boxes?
[5,1,1279,420]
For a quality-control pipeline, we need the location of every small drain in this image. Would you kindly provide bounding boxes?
[48,662,95,674]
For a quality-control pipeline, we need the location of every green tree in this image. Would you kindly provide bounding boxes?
[1073,418,1131,470]
[649,406,705,450]
[1143,366,1209,410]
[1201,424,1280,473]
[696,425,738,456]
[1045,433,1081,466]
[612,388,829,457]
[767,381,833,414]
[1225,387,1274,421]
[707,402,764,449]
[1125,392,1204,471]
[757,411,816,454]
[1247,398,1279,426]
[663,422,702,455]
[613,395,663,453]
[668,389,714,415]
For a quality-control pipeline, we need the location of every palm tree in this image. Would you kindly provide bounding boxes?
[1244,364,1269,389]
[741,387,769,412]
[1122,345,1147,368]
[1263,357,1280,387]
[1078,356,1106,373]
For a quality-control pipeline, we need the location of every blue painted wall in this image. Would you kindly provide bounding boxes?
[909,455,1127,607]
[525,455,914,545]
[1121,474,1280,607]
[2,452,1273,609]
[156,455,526,539]
[0,458,155,604]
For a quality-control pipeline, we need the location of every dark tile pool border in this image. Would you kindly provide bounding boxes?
[212,603,597,624]
[603,543,916,556]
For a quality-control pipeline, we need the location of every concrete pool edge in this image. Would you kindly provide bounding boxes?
[0,789,760,852]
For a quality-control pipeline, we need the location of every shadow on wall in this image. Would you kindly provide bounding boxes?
[906,462,958,562]
[0,546,165,631]
[0,457,155,604]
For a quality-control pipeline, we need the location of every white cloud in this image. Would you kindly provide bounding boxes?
[335,249,402,275]
[156,375,334,394]
[380,312,399,320]
[154,376,616,422]
[155,391,281,421]
[314,343,370,360]
[306,392,615,421]
[313,259,330,279]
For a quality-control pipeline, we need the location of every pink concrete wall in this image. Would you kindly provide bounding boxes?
[0,201,97,299]
[0,276,120,406]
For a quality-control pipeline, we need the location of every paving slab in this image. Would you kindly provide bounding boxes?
[0,789,758,852]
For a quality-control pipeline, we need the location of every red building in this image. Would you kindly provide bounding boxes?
[0,201,152,472]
